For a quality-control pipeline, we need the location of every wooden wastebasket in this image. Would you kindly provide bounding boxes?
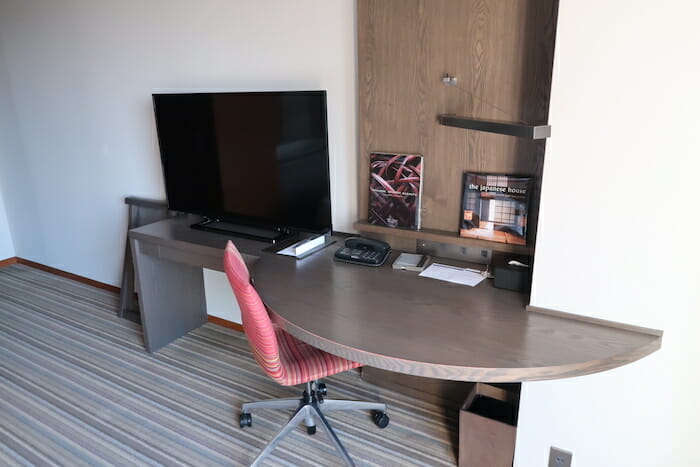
[459,383,519,467]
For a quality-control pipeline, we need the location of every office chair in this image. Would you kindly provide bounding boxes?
[223,241,389,466]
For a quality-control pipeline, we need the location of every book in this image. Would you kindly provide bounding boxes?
[368,152,423,230]
[459,173,531,245]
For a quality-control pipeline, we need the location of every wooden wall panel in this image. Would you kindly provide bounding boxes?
[357,0,558,244]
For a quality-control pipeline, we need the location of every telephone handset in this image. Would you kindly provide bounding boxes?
[334,237,391,267]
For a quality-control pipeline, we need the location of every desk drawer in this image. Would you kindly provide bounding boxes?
[138,242,223,271]
[137,241,257,272]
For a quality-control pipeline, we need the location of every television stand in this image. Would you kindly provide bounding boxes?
[192,219,289,243]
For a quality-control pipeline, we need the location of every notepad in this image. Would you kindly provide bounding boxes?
[418,263,486,287]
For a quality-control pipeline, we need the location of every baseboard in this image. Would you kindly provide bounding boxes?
[207,315,244,332]
[3,256,245,333]
[0,257,19,267]
[1,256,120,294]
[12,257,121,294]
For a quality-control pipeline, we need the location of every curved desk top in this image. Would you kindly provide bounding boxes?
[130,216,662,382]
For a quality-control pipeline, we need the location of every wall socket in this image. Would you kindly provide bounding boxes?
[416,240,492,265]
[548,447,572,467]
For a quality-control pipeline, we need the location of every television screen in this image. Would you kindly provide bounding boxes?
[153,91,332,234]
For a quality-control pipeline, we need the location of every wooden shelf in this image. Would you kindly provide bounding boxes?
[354,221,534,255]
[438,114,551,140]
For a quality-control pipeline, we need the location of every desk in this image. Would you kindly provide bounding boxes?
[129,215,662,383]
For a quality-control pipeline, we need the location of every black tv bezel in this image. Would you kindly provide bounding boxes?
[152,90,332,235]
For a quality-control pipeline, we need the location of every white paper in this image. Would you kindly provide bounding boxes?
[293,235,325,255]
[276,235,326,257]
[418,263,485,287]
[276,244,299,256]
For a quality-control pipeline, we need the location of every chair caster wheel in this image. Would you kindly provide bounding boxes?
[317,383,327,396]
[307,425,317,435]
[239,412,252,428]
[373,411,390,428]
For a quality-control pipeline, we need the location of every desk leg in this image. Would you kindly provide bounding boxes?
[130,238,208,352]
[118,237,138,319]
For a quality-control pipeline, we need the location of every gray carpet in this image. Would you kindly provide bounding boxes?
[0,264,459,466]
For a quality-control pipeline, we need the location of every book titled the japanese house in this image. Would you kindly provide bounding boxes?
[368,152,423,230]
[459,172,531,245]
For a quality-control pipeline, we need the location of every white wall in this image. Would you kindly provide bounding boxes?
[0,45,24,260]
[203,268,241,323]
[0,189,15,259]
[0,0,357,286]
[516,1,700,466]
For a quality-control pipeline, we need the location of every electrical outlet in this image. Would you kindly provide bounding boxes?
[417,240,492,264]
[548,447,572,467]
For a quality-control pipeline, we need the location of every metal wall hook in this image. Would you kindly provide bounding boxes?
[442,73,458,85]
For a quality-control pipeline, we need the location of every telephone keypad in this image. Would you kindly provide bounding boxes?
[334,237,391,267]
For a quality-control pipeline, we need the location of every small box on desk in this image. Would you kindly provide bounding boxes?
[493,254,532,293]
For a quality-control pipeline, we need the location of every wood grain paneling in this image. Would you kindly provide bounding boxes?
[526,305,664,336]
[357,0,558,246]
[354,220,534,255]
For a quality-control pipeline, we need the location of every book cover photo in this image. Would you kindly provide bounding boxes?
[459,173,530,245]
[368,152,423,230]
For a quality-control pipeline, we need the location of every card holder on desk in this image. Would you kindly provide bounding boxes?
[269,235,336,259]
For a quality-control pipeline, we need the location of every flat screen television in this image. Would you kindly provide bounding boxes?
[153,91,332,241]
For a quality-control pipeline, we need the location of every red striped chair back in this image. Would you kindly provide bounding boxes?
[223,241,285,383]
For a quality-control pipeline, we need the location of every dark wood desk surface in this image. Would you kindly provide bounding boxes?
[130,216,662,382]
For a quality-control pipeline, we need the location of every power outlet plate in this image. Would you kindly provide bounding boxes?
[548,447,572,467]
[417,240,492,265]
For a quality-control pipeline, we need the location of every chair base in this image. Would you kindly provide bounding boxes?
[240,380,388,467]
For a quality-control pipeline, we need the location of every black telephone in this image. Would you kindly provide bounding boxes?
[334,237,391,267]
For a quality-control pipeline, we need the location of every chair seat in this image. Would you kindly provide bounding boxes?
[275,327,362,386]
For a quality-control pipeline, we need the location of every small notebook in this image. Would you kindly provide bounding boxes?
[392,253,429,271]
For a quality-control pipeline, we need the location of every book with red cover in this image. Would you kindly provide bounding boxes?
[460,172,530,245]
[368,152,423,230]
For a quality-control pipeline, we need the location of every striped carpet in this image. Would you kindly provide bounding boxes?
[0,264,459,466]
